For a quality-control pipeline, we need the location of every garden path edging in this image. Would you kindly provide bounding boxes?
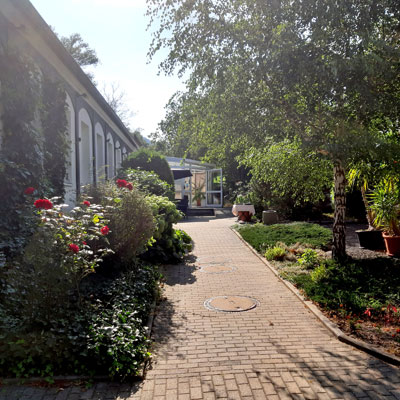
[231,226,400,367]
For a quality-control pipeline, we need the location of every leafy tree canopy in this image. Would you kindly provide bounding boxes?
[148,0,400,260]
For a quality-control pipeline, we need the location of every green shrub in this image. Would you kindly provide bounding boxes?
[0,265,159,379]
[236,222,332,253]
[142,195,192,262]
[119,168,174,200]
[121,148,174,186]
[265,246,286,261]
[87,266,159,379]
[293,257,400,313]
[298,249,320,270]
[83,182,156,266]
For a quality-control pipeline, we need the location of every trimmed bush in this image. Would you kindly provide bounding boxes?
[121,148,174,186]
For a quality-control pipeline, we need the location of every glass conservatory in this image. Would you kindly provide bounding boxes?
[166,157,223,208]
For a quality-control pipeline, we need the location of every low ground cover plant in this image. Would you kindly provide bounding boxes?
[236,221,400,356]
[236,222,332,253]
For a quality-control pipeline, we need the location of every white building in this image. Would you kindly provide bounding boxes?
[0,0,140,204]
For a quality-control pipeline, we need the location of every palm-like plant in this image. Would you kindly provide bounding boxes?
[369,178,400,236]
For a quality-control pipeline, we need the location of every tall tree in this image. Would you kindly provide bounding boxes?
[148,0,400,261]
[59,33,99,68]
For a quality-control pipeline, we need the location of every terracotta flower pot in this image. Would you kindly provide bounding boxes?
[238,211,251,222]
[382,233,400,257]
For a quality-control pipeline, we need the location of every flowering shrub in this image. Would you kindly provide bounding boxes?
[31,197,113,295]
[83,182,155,266]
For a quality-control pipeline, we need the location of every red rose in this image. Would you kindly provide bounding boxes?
[24,187,35,195]
[69,243,80,253]
[34,199,53,210]
[126,182,133,191]
[83,200,91,206]
[82,241,87,245]
[100,225,110,235]
[116,179,128,188]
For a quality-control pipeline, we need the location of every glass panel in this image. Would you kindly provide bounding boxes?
[207,192,222,206]
[207,170,222,192]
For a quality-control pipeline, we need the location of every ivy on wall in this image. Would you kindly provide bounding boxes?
[0,44,68,258]
[41,76,68,198]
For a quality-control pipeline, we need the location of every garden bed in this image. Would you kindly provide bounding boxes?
[235,222,400,359]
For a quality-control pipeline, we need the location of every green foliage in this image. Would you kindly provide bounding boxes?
[83,182,156,266]
[265,246,286,261]
[292,258,400,314]
[119,168,174,200]
[121,148,174,186]
[59,33,99,68]
[0,45,68,259]
[369,177,400,235]
[41,76,69,198]
[87,266,159,379]
[298,249,320,270]
[148,0,400,259]
[237,222,332,254]
[0,265,159,379]
[142,195,192,262]
[241,140,332,207]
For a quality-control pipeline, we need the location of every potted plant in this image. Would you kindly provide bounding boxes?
[369,177,400,256]
[347,164,385,250]
[193,183,205,206]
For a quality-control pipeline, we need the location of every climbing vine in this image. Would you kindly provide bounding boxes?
[0,44,68,258]
[41,76,68,198]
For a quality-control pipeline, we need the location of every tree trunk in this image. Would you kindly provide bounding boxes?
[332,163,347,262]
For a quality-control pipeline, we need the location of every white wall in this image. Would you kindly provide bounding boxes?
[115,140,122,172]
[79,108,93,186]
[95,122,105,181]
[64,93,76,205]
[106,133,114,179]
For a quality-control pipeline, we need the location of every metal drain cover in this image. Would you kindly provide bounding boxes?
[204,296,259,312]
[200,265,236,274]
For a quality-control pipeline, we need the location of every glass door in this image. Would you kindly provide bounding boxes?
[206,169,223,207]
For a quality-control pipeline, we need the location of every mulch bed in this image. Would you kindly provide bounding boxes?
[322,309,400,358]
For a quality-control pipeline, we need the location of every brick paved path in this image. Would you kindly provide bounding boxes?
[1,217,399,399]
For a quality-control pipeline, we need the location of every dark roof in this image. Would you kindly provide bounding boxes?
[12,0,140,150]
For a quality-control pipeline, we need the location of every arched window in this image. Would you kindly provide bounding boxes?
[122,147,127,161]
[115,140,122,171]
[106,133,114,179]
[78,108,93,186]
[65,93,76,204]
[95,123,105,181]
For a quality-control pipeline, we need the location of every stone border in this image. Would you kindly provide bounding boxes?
[231,226,400,367]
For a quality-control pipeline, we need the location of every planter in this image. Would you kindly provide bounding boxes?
[238,211,251,222]
[262,210,278,225]
[356,230,385,251]
[382,233,400,257]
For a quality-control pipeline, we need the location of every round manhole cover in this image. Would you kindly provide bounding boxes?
[200,265,236,274]
[204,296,259,312]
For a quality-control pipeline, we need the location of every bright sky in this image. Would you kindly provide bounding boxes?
[30,0,185,139]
